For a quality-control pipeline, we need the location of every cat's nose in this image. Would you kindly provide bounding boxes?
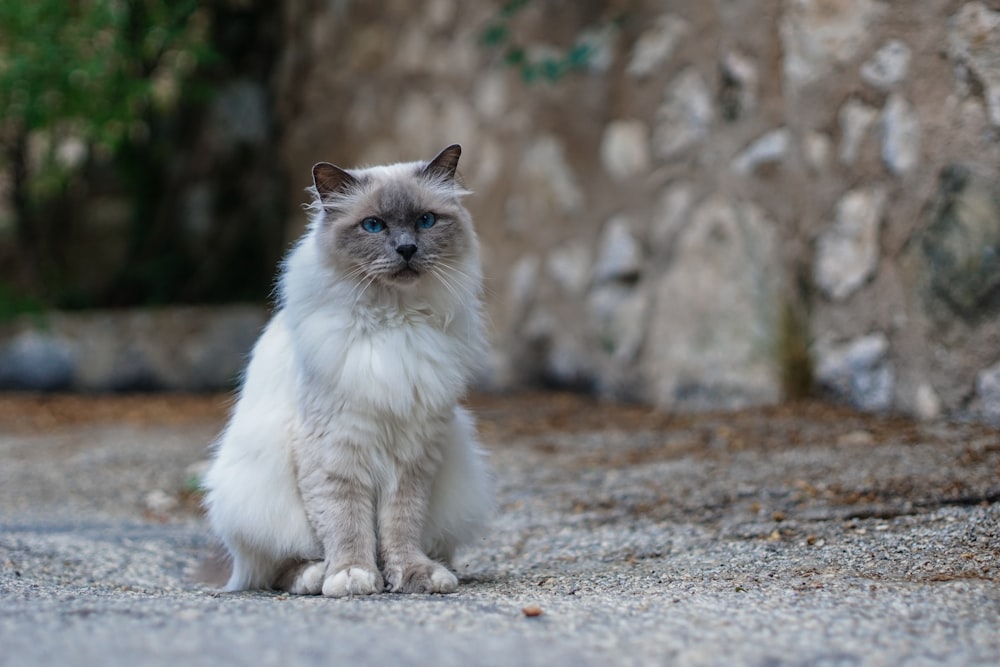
[396,244,417,262]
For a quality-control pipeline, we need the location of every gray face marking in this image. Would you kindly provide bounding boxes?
[327,172,472,288]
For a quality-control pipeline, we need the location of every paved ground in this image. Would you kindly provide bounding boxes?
[1,392,998,666]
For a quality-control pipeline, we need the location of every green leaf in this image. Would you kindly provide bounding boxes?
[505,47,527,66]
[567,43,593,68]
[481,23,508,46]
[500,0,531,18]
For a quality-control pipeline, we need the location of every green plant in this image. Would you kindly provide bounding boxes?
[0,0,215,305]
[479,0,627,83]
[0,281,44,323]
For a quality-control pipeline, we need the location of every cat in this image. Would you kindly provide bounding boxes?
[202,144,493,597]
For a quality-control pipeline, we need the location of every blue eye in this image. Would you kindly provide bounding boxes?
[416,212,436,229]
[361,217,386,233]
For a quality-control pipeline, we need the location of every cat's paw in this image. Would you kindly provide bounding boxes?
[322,566,384,598]
[386,562,458,594]
[281,561,325,595]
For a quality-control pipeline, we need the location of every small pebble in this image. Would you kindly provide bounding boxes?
[522,604,543,617]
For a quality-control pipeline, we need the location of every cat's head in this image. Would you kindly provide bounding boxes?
[309,145,478,290]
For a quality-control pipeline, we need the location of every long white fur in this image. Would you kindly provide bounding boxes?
[202,158,493,592]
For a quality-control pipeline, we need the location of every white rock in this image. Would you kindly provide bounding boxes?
[814,333,894,411]
[546,241,592,295]
[627,14,688,78]
[471,137,503,189]
[651,182,695,254]
[814,186,887,300]
[948,1,1000,126]
[587,283,649,365]
[914,382,942,421]
[975,362,1000,424]
[654,68,713,159]
[507,254,540,320]
[838,98,878,166]
[731,127,791,174]
[803,131,833,170]
[144,489,179,514]
[474,71,508,122]
[880,92,920,175]
[600,119,651,180]
[643,198,785,410]
[860,39,912,90]
[577,25,618,73]
[593,215,643,284]
[520,136,583,213]
[781,0,887,92]
[546,336,595,389]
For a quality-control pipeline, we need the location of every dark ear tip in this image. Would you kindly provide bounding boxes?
[423,144,462,180]
[312,161,357,197]
[312,161,334,176]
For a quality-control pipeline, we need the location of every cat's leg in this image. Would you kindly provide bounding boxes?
[296,460,384,598]
[379,452,460,594]
[274,559,325,595]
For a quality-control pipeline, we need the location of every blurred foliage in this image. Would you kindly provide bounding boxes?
[0,281,43,322]
[480,0,627,83]
[0,0,213,192]
[0,0,285,315]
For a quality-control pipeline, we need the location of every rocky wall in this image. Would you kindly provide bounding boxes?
[0,307,266,392]
[270,0,1000,422]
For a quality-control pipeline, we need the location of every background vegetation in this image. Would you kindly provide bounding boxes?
[0,0,284,317]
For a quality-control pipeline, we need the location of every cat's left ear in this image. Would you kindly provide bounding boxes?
[422,144,462,181]
[313,162,359,199]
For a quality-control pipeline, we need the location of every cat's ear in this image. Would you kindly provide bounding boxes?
[422,144,462,181]
[312,162,359,199]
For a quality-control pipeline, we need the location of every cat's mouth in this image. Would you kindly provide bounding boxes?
[388,266,421,283]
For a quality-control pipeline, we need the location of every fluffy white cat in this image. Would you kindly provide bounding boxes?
[202,145,493,597]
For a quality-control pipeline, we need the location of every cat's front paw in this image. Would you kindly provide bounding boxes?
[277,560,325,595]
[386,562,458,594]
[322,566,384,598]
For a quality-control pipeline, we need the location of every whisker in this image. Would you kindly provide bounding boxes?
[430,266,463,303]
[433,260,496,328]
[432,259,474,284]
[434,259,496,299]
[352,274,379,309]
[341,265,372,303]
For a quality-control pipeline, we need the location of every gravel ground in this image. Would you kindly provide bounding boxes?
[1,393,998,667]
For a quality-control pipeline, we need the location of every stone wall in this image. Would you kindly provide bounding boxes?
[0,306,266,392]
[272,0,1000,422]
[0,2,996,421]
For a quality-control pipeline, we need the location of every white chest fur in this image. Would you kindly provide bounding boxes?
[291,303,470,420]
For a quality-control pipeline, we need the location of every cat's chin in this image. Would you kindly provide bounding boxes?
[384,267,421,286]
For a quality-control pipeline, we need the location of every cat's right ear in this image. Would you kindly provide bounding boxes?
[422,144,462,181]
[312,162,359,200]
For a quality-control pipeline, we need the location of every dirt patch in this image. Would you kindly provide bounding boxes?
[0,393,231,434]
[3,390,998,534]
